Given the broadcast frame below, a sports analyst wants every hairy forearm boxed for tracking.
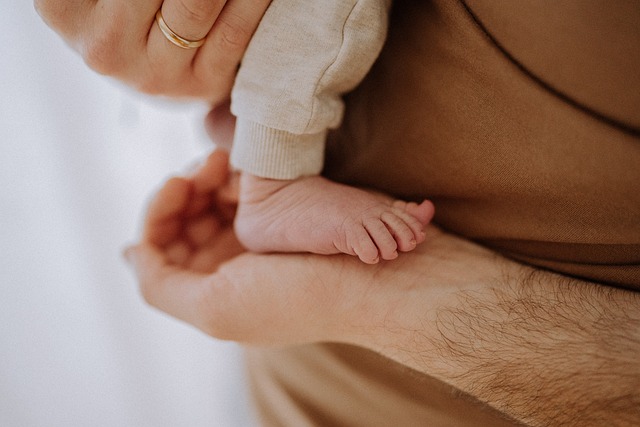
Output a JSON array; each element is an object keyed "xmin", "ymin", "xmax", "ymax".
[{"xmin": 409, "ymin": 266, "xmax": 640, "ymax": 426}]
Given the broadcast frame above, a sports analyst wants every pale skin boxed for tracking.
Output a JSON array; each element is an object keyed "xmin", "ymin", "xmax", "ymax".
[
  {"xmin": 235, "ymin": 174, "xmax": 434, "ymax": 264},
  {"xmin": 34, "ymin": 0, "xmax": 271, "ymax": 103},
  {"xmin": 34, "ymin": 0, "xmax": 434, "ymax": 263},
  {"xmin": 126, "ymin": 149, "xmax": 640, "ymax": 426},
  {"xmin": 37, "ymin": 1, "xmax": 640, "ymax": 425}
]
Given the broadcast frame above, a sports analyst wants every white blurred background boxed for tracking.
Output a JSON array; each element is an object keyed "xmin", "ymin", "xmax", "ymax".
[{"xmin": 0, "ymin": 2, "xmax": 254, "ymax": 426}]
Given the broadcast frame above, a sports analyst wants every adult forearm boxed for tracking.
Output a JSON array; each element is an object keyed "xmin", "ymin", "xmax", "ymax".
[
  {"xmin": 395, "ymin": 264, "xmax": 640, "ymax": 426},
  {"xmin": 128, "ymin": 188, "xmax": 639, "ymax": 426}
]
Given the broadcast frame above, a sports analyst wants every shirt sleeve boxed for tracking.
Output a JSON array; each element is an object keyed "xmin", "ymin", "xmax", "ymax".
[{"xmin": 230, "ymin": 0, "xmax": 391, "ymax": 179}]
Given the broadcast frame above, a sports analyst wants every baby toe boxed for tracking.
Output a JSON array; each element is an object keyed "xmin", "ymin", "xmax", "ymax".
[
  {"xmin": 404, "ymin": 200, "xmax": 435, "ymax": 226},
  {"xmin": 365, "ymin": 219, "xmax": 398, "ymax": 260},
  {"xmin": 381, "ymin": 211, "xmax": 417, "ymax": 252},
  {"xmin": 348, "ymin": 225, "xmax": 380, "ymax": 264}
]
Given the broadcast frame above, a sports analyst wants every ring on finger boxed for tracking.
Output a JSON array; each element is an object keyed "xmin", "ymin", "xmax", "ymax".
[{"xmin": 155, "ymin": 9, "xmax": 206, "ymax": 49}]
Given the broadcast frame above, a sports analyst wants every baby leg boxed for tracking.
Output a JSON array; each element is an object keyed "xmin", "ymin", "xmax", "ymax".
[{"xmin": 235, "ymin": 174, "xmax": 434, "ymax": 263}]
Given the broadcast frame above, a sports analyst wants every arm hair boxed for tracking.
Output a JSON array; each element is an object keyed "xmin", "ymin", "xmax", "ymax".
[{"xmin": 431, "ymin": 268, "xmax": 640, "ymax": 426}]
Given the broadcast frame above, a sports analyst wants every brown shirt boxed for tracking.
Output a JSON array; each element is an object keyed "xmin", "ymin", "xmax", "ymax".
[{"xmin": 246, "ymin": 0, "xmax": 640, "ymax": 425}]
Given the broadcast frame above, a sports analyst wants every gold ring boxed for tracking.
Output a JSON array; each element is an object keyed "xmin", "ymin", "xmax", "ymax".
[{"xmin": 155, "ymin": 10, "xmax": 205, "ymax": 49}]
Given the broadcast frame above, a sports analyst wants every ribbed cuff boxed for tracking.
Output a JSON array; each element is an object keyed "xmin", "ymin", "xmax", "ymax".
[{"xmin": 230, "ymin": 119, "xmax": 326, "ymax": 180}]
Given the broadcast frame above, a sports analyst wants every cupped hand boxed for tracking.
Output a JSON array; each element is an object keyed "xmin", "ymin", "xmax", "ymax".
[
  {"xmin": 125, "ymin": 150, "xmax": 358, "ymax": 345},
  {"xmin": 124, "ymin": 150, "xmax": 506, "ymax": 354},
  {"xmin": 35, "ymin": 0, "xmax": 270, "ymax": 103}
]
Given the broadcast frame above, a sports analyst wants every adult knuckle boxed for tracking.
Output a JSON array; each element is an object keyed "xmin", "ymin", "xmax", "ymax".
[
  {"xmin": 34, "ymin": 0, "xmax": 78, "ymax": 40},
  {"xmin": 135, "ymin": 57, "xmax": 176, "ymax": 96},
  {"xmin": 81, "ymin": 25, "xmax": 123, "ymax": 75},
  {"xmin": 134, "ymin": 71, "xmax": 167, "ymax": 96},
  {"xmin": 175, "ymin": 0, "xmax": 214, "ymax": 25},
  {"xmin": 33, "ymin": 0, "xmax": 60, "ymax": 27},
  {"xmin": 33, "ymin": 0, "xmax": 49, "ymax": 21},
  {"xmin": 215, "ymin": 14, "xmax": 252, "ymax": 51},
  {"xmin": 137, "ymin": 81, "xmax": 167, "ymax": 96}
]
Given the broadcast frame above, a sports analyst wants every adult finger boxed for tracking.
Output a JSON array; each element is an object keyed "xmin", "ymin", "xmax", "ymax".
[
  {"xmin": 34, "ymin": 0, "xmax": 96, "ymax": 42},
  {"xmin": 204, "ymin": 100, "xmax": 236, "ymax": 151},
  {"xmin": 142, "ymin": 177, "xmax": 193, "ymax": 245},
  {"xmin": 144, "ymin": 0, "xmax": 227, "ymax": 93},
  {"xmin": 125, "ymin": 243, "xmax": 218, "ymax": 330},
  {"xmin": 190, "ymin": 150, "xmax": 230, "ymax": 193},
  {"xmin": 125, "ymin": 242, "xmax": 340, "ymax": 345},
  {"xmin": 125, "ymin": 240, "xmax": 257, "ymax": 340},
  {"xmin": 160, "ymin": 0, "xmax": 227, "ymax": 42},
  {"xmin": 36, "ymin": 0, "xmax": 164, "ymax": 76},
  {"xmin": 192, "ymin": 0, "xmax": 272, "ymax": 97}
]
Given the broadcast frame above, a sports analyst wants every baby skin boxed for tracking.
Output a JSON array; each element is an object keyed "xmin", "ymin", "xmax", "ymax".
[{"xmin": 235, "ymin": 173, "xmax": 435, "ymax": 264}]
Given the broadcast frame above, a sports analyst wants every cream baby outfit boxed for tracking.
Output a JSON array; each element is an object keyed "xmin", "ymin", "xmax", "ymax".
[{"xmin": 230, "ymin": 0, "xmax": 391, "ymax": 180}]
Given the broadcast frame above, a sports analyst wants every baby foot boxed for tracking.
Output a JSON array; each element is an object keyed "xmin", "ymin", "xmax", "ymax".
[{"xmin": 234, "ymin": 174, "xmax": 434, "ymax": 264}]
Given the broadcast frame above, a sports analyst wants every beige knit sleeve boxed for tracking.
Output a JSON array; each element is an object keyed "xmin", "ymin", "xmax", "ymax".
[{"xmin": 230, "ymin": 0, "xmax": 391, "ymax": 180}]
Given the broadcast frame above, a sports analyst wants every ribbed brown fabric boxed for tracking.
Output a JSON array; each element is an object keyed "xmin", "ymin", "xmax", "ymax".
[{"xmin": 246, "ymin": 0, "xmax": 640, "ymax": 425}]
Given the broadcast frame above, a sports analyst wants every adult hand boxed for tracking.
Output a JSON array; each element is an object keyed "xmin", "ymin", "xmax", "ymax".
[
  {"xmin": 124, "ymin": 150, "xmax": 640, "ymax": 425},
  {"xmin": 34, "ymin": 0, "xmax": 271, "ymax": 103},
  {"xmin": 123, "ymin": 149, "xmax": 501, "ymax": 350}
]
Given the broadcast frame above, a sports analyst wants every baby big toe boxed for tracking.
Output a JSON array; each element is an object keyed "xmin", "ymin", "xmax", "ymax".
[{"xmin": 404, "ymin": 200, "xmax": 435, "ymax": 226}]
